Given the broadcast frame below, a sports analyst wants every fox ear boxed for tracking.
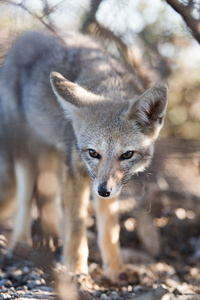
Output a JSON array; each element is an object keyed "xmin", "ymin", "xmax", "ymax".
[
  {"xmin": 50, "ymin": 72, "xmax": 98, "ymax": 118},
  {"xmin": 125, "ymin": 83, "xmax": 168, "ymax": 137}
]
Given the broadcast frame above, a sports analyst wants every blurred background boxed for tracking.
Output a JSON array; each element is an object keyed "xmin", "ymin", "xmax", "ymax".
[
  {"xmin": 0, "ymin": 0, "xmax": 200, "ymax": 140},
  {"xmin": 0, "ymin": 0, "xmax": 200, "ymax": 298}
]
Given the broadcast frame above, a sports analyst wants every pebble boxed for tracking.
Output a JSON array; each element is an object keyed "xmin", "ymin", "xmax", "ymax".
[
  {"xmin": 12, "ymin": 269, "xmax": 23, "ymax": 277},
  {"xmin": 110, "ymin": 291, "xmax": 119, "ymax": 299},
  {"xmin": 0, "ymin": 294, "xmax": 11, "ymax": 299},
  {"xmin": 133, "ymin": 285, "xmax": 142, "ymax": 291},
  {"xmin": 100, "ymin": 294, "xmax": 108, "ymax": 299},
  {"xmin": 39, "ymin": 285, "xmax": 51, "ymax": 292},
  {"xmin": 111, "ymin": 295, "xmax": 119, "ymax": 299},
  {"xmin": 22, "ymin": 266, "xmax": 30, "ymax": 274},
  {"xmin": 30, "ymin": 288, "xmax": 40, "ymax": 293},
  {"xmin": 131, "ymin": 292, "xmax": 136, "ymax": 296},
  {"xmin": 16, "ymin": 290, "xmax": 25, "ymax": 295},
  {"xmin": 27, "ymin": 279, "xmax": 38, "ymax": 289},
  {"xmin": 0, "ymin": 279, "xmax": 7, "ymax": 288},
  {"xmin": 110, "ymin": 291, "xmax": 118, "ymax": 296},
  {"xmin": 29, "ymin": 272, "xmax": 41, "ymax": 281},
  {"xmin": 127, "ymin": 285, "xmax": 132, "ymax": 292},
  {"xmin": 16, "ymin": 285, "xmax": 28, "ymax": 291},
  {"xmin": 4, "ymin": 280, "xmax": 12, "ymax": 288},
  {"xmin": 24, "ymin": 292, "xmax": 33, "ymax": 296},
  {"xmin": 93, "ymin": 291, "xmax": 101, "ymax": 297},
  {"xmin": 40, "ymin": 278, "xmax": 46, "ymax": 285}
]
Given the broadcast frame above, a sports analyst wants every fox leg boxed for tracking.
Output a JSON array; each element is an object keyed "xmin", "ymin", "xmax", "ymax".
[
  {"xmin": 9, "ymin": 159, "xmax": 35, "ymax": 250},
  {"xmin": 35, "ymin": 149, "xmax": 64, "ymax": 247},
  {"xmin": 94, "ymin": 195, "xmax": 139, "ymax": 284},
  {"xmin": 0, "ymin": 152, "xmax": 16, "ymax": 222},
  {"xmin": 94, "ymin": 195, "xmax": 123, "ymax": 280},
  {"xmin": 62, "ymin": 169, "xmax": 91, "ymax": 275}
]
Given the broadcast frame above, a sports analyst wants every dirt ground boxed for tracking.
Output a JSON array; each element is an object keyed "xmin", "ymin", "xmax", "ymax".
[{"xmin": 0, "ymin": 138, "xmax": 200, "ymax": 300}]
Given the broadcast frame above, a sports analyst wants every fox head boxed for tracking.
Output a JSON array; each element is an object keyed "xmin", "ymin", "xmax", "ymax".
[{"xmin": 50, "ymin": 72, "xmax": 168, "ymax": 199}]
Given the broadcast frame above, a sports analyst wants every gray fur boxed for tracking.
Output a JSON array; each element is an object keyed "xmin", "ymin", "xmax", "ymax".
[{"xmin": 0, "ymin": 30, "xmax": 168, "ymax": 280}]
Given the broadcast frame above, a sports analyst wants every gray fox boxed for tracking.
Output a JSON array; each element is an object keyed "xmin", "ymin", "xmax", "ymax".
[{"xmin": 0, "ymin": 30, "xmax": 168, "ymax": 283}]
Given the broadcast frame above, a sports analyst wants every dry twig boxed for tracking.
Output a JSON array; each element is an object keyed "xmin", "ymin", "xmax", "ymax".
[
  {"xmin": 166, "ymin": 0, "xmax": 200, "ymax": 44},
  {"xmin": 0, "ymin": 0, "xmax": 65, "ymax": 44}
]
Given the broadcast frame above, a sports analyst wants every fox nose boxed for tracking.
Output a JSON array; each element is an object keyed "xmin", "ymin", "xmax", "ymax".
[{"xmin": 98, "ymin": 182, "xmax": 110, "ymax": 198}]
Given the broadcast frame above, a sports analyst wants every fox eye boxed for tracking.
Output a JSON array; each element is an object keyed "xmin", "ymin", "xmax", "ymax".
[
  {"xmin": 88, "ymin": 149, "xmax": 101, "ymax": 159},
  {"xmin": 120, "ymin": 151, "xmax": 134, "ymax": 160}
]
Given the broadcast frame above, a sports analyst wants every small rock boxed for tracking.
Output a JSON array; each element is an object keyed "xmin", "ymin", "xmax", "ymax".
[
  {"xmin": 110, "ymin": 291, "xmax": 119, "ymax": 299},
  {"xmin": 12, "ymin": 269, "xmax": 23, "ymax": 277},
  {"xmin": 30, "ymin": 272, "xmax": 41, "ymax": 281},
  {"xmin": 22, "ymin": 266, "xmax": 30, "ymax": 274},
  {"xmin": 39, "ymin": 286, "xmax": 51, "ymax": 291},
  {"xmin": 27, "ymin": 280, "xmax": 38, "ymax": 289},
  {"xmin": 24, "ymin": 292, "xmax": 33, "ymax": 296},
  {"xmin": 4, "ymin": 280, "xmax": 12, "ymax": 288},
  {"xmin": 35, "ymin": 279, "xmax": 41, "ymax": 285},
  {"xmin": 110, "ymin": 291, "xmax": 118, "ymax": 296},
  {"xmin": 1, "ymin": 294, "xmax": 11, "ymax": 299},
  {"xmin": 41, "ymin": 278, "xmax": 46, "ymax": 285},
  {"xmin": 0, "ymin": 279, "xmax": 7, "ymax": 288},
  {"xmin": 0, "ymin": 270, "xmax": 6, "ymax": 278},
  {"xmin": 16, "ymin": 290, "xmax": 25, "ymax": 295},
  {"xmin": 16, "ymin": 285, "xmax": 28, "ymax": 291},
  {"xmin": 100, "ymin": 294, "xmax": 108, "ymax": 299},
  {"xmin": 133, "ymin": 285, "xmax": 142, "ymax": 292},
  {"xmin": 127, "ymin": 285, "xmax": 132, "ymax": 292},
  {"xmin": 131, "ymin": 292, "xmax": 136, "ymax": 296},
  {"xmin": 30, "ymin": 288, "xmax": 40, "ymax": 293},
  {"xmin": 93, "ymin": 291, "xmax": 101, "ymax": 298},
  {"xmin": 35, "ymin": 268, "xmax": 44, "ymax": 276},
  {"xmin": 93, "ymin": 290, "xmax": 101, "ymax": 298}
]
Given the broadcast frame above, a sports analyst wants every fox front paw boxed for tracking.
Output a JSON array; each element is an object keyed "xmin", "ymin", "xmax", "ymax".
[
  {"xmin": 75, "ymin": 273, "xmax": 97, "ymax": 291},
  {"xmin": 105, "ymin": 264, "xmax": 140, "ymax": 286}
]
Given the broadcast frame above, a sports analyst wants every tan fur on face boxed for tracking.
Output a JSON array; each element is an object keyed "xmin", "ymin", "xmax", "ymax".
[{"xmin": 107, "ymin": 170, "xmax": 124, "ymax": 187}]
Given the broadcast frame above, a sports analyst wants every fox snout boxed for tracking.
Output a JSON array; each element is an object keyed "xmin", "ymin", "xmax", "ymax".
[
  {"xmin": 98, "ymin": 182, "xmax": 111, "ymax": 198},
  {"xmin": 95, "ymin": 172, "xmax": 123, "ymax": 199}
]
